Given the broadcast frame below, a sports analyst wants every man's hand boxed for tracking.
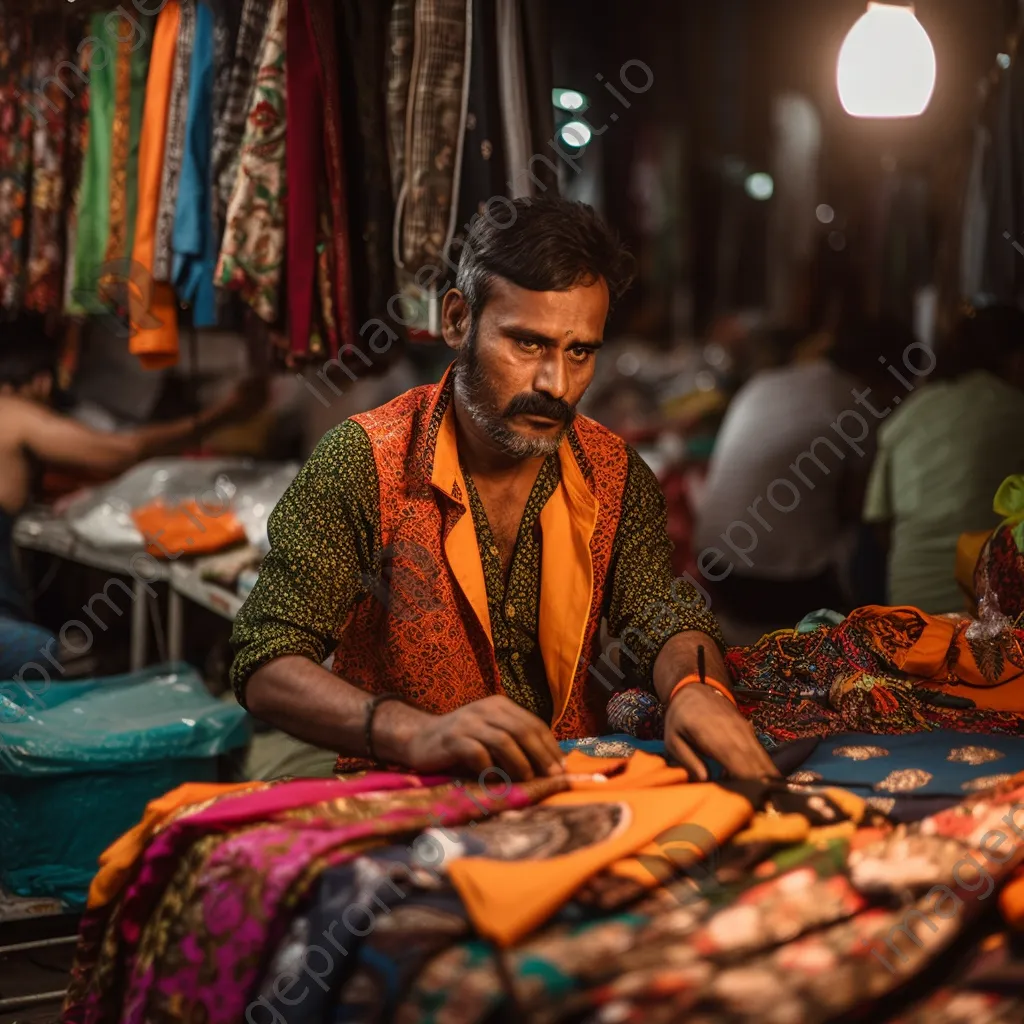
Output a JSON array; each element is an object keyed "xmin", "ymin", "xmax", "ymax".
[
  {"xmin": 396, "ymin": 695, "xmax": 566, "ymax": 781},
  {"xmin": 664, "ymin": 684, "xmax": 779, "ymax": 781}
]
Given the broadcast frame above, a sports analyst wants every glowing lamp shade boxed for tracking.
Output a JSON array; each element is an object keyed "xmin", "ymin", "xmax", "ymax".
[{"xmin": 837, "ymin": 3, "xmax": 936, "ymax": 118}]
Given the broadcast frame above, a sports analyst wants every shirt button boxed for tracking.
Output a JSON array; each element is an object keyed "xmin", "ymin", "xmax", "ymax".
[
  {"xmin": 506, "ymin": 603, "xmax": 516, "ymax": 619},
  {"xmin": 511, "ymin": 651, "xmax": 520, "ymax": 663},
  {"xmin": 489, "ymin": 545, "xmax": 499, "ymax": 556}
]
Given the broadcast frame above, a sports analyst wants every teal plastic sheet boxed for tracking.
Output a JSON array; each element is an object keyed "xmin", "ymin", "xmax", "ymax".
[{"xmin": 0, "ymin": 663, "xmax": 250, "ymax": 906}]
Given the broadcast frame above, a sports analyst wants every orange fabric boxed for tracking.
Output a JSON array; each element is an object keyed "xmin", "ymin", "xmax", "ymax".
[
  {"xmin": 87, "ymin": 781, "xmax": 261, "ymax": 908},
  {"xmin": 338, "ymin": 368, "xmax": 631, "ymax": 741},
  {"xmin": 668, "ymin": 673, "xmax": 737, "ymax": 708},
  {"xmin": 128, "ymin": 2, "xmax": 180, "ymax": 368},
  {"xmin": 131, "ymin": 499, "xmax": 247, "ymax": 558},
  {"xmin": 1000, "ymin": 866, "xmax": 1024, "ymax": 930},
  {"xmin": 447, "ymin": 752, "xmax": 753, "ymax": 947},
  {"xmin": 847, "ymin": 605, "xmax": 1024, "ymax": 711}
]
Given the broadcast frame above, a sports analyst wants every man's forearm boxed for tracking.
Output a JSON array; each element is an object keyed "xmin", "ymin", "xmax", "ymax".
[
  {"xmin": 244, "ymin": 655, "xmax": 431, "ymax": 762},
  {"xmin": 652, "ymin": 630, "xmax": 731, "ymax": 705}
]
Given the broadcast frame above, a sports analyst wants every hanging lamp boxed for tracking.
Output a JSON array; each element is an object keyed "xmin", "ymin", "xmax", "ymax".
[{"xmin": 837, "ymin": 2, "xmax": 937, "ymax": 118}]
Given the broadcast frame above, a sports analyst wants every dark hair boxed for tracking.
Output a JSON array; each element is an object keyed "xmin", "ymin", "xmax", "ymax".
[
  {"xmin": 454, "ymin": 196, "xmax": 635, "ymax": 319},
  {"xmin": 0, "ymin": 313, "xmax": 58, "ymax": 388},
  {"xmin": 932, "ymin": 304, "xmax": 1024, "ymax": 381},
  {"xmin": 829, "ymin": 316, "xmax": 919, "ymax": 379}
]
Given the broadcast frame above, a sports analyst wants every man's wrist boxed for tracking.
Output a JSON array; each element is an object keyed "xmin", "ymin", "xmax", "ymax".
[{"xmin": 371, "ymin": 699, "xmax": 430, "ymax": 763}]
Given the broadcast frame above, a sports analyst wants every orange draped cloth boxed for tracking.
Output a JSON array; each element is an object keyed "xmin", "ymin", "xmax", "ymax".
[
  {"xmin": 129, "ymin": 1, "xmax": 180, "ymax": 369},
  {"xmin": 131, "ymin": 499, "xmax": 247, "ymax": 558}
]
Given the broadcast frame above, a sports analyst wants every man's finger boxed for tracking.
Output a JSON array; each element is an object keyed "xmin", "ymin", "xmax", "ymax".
[
  {"xmin": 488, "ymin": 700, "xmax": 565, "ymax": 775},
  {"xmin": 512, "ymin": 723, "xmax": 566, "ymax": 777},
  {"xmin": 478, "ymin": 725, "xmax": 536, "ymax": 782},
  {"xmin": 666, "ymin": 732, "xmax": 708, "ymax": 781},
  {"xmin": 453, "ymin": 737, "xmax": 494, "ymax": 777}
]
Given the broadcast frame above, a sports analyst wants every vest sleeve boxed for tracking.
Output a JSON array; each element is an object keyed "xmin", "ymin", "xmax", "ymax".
[
  {"xmin": 229, "ymin": 420, "xmax": 382, "ymax": 706},
  {"xmin": 604, "ymin": 447, "xmax": 725, "ymax": 689}
]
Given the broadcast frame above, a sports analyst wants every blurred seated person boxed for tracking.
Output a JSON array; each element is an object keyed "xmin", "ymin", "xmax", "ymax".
[
  {"xmin": 0, "ymin": 313, "xmax": 263, "ymax": 679},
  {"xmin": 864, "ymin": 304, "xmax": 1024, "ymax": 614},
  {"xmin": 694, "ymin": 319, "xmax": 913, "ymax": 644}
]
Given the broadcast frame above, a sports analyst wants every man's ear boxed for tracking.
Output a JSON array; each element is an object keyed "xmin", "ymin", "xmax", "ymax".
[{"xmin": 441, "ymin": 289, "xmax": 470, "ymax": 352}]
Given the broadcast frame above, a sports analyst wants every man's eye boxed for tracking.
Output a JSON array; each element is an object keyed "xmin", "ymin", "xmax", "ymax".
[
  {"xmin": 569, "ymin": 347, "xmax": 594, "ymax": 362},
  {"xmin": 517, "ymin": 339, "xmax": 541, "ymax": 352}
]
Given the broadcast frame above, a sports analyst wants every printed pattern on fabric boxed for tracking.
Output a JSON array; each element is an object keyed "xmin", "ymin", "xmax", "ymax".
[
  {"xmin": 25, "ymin": 25, "xmax": 73, "ymax": 312},
  {"xmin": 395, "ymin": 0, "xmax": 469, "ymax": 275},
  {"xmin": 725, "ymin": 605, "xmax": 1024, "ymax": 748},
  {"xmin": 215, "ymin": 0, "xmax": 287, "ymax": 323},
  {"xmin": 211, "ymin": 0, "xmax": 271, "ymax": 226},
  {"xmin": 0, "ymin": 8, "xmax": 34, "ymax": 310}
]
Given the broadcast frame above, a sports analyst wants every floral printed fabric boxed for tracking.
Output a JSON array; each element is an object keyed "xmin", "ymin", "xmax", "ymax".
[
  {"xmin": 0, "ymin": 8, "xmax": 34, "ymax": 310},
  {"xmin": 25, "ymin": 25, "xmax": 73, "ymax": 312},
  {"xmin": 215, "ymin": 0, "xmax": 287, "ymax": 324}
]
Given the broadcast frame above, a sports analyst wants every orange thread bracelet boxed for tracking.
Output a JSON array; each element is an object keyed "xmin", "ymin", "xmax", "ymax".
[{"xmin": 668, "ymin": 673, "xmax": 737, "ymax": 708}]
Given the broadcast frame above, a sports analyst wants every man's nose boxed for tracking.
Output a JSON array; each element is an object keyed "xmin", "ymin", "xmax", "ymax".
[{"xmin": 533, "ymin": 351, "xmax": 569, "ymax": 399}]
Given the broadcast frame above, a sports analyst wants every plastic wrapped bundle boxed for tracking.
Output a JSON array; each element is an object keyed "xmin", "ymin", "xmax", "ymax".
[{"xmin": 0, "ymin": 663, "xmax": 250, "ymax": 906}]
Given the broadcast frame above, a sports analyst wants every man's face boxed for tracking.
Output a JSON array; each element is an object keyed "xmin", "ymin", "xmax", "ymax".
[{"xmin": 448, "ymin": 276, "xmax": 609, "ymax": 459}]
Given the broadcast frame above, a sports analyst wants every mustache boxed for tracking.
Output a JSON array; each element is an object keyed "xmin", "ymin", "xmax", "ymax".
[{"xmin": 504, "ymin": 392, "xmax": 576, "ymax": 424}]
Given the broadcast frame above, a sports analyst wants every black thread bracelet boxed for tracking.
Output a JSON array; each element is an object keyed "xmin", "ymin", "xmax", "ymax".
[{"xmin": 364, "ymin": 693, "xmax": 406, "ymax": 762}]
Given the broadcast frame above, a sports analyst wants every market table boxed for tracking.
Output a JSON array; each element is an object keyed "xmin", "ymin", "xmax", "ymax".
[{"xmin": 13, "ymin": 507, "xmax": 170, "ymax": 672}]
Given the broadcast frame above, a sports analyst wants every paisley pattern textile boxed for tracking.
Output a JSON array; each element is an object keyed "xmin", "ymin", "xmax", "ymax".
[{"xmin": 215, "ymin": 0, "xmax": 287, "ymax": 322}]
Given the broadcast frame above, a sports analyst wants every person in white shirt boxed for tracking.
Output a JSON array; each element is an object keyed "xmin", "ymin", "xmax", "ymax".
[{"xmin": 694, "ymin": 320, "xmax": 916, "ymax": 644}]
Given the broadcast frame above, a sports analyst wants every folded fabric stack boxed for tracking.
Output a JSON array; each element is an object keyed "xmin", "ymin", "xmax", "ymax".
[{"xmin": 61, "ymin": 751, "xmax": 1024, "ymax": 1024}]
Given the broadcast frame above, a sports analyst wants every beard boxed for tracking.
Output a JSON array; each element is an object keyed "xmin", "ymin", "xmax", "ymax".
[{"xmin": 453, "ymin": 325, "xmax": 576, "ymax": 459}]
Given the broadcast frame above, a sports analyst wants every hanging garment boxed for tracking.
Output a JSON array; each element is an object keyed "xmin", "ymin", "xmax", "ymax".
[
  {"xmin": 303, "ymin": 0, "xmax": 357, "ymax": 359},
  {"xmin": 394, "ymin": 0, "xmax": 471, "ymax": 276},
  {"xmin": 453, "ymin": 0, "xmax": 508, "ymax": 247},
  {"xmin": 0, "ymin": 8, "xmax": 34, "ymax": 310},
  {"xmin": 129, "ymin": 0, "xmax": 181, "ymax": 369},
  {"xmin": 216, "ymin": 0, "xmax": 287, "ymax": 323},
  {"xmin": 284, "ymin": 0, "xmax": 321, "ymax": 359},
  {"xmin": 24, "ymin": 23, "xmax": 74, "ymax": 313},
  {"xmin": 172, "ymin": 1, "xmax": 218, "ymax": 327},
  {"xmin": 385, "ymin": 0, "xmax": 414, "ymax": 204},
  {"xmin": 339, "ymin": 0, "xmax": 398, "ymax": 337},
  {"xmin": 211, "ymin": 0, "xmax": 271, "ymax": 226},
  {"xmin": 153, "ymin": 0, "xmax": 195, "ymax": 283},
  {"xmin": 520, "ymin": 0, "xmax": 558, "ymax": 195},
  {"xmin": 70, "ymin": 15, "xmax": 117, "ymax": 314},
  {"xmin": 62, "ymin": 47, "xmax": 91, "ymax": 314},
  {"xmin": 103, "ymin": 14, "xmax": 149, "ymax": 275},
  {"xmin": 496, "ymin": 0, "xmax": 533, "ymax": 198}
]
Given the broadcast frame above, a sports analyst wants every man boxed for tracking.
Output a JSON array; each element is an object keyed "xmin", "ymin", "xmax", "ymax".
[
  {"xmin": 0, "ymin": 313, "xmax": 262, "ymax": 678},
  {"xmin": 232, "ymin": 196, "xmax": 777, "ymax": 782}
]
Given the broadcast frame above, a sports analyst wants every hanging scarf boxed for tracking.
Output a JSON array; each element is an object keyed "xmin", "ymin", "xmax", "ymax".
[
  {"xmin": 172, "ymin": 1, "xmax": 217, "ymax": 327},
  {"xmin": 215, "ymin": 0, "xmax": 287, "ymax": 323},
  {"xmin": 70, "ymin": 14, "xmax": 116, "ymax": 314},
  {"xmin": 129, "ymin": 0, "xmax": 181, "ymax": 369}
]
